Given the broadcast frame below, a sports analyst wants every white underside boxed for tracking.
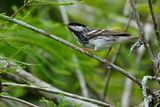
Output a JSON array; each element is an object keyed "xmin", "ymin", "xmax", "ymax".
[{"xmin": 84, "ymin": 36, "xmax": 130, "ymax": 50}]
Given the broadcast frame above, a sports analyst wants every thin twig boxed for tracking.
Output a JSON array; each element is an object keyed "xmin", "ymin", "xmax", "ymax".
[
  {"xmin": 0, "ymin": 95, "xmax": 39, "ymax": 107},
  {"xmin": 11, "ymin": 1, "xmax": 31, "ymax": 18},
  {"xmin": 148, "ymin": 0, "xmax": 160, "ymax": 46},
  {"xmin": 0, "ymin": 14, "xmax": 142, "ymax": 88},
  {"xmin": 128, "ymin": 0, "xmax": 155, "ymax": 74},
  {"xmin": 128, "ymin": 0, "xmax": 153, "ymax": 59},
  {"xmin": 0, "ymin": 1, "xmax": 31, "ymax": 29},
  {"xmin": 2, "ymin": 82, "xmax": 112, "ymax": 107},
  {"xmin": 135, "ymin": 23, "xmax": 153, "ymax": 64}
]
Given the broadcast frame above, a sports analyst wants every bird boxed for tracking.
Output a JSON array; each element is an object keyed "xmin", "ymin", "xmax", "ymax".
[{"xmin": 66, "ymin": 23, "xmax": 138, "ymax": 51}]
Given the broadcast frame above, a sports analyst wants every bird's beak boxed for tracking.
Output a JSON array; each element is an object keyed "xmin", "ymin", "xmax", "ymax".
[
  {"xmin": 64, "ymin": 24, "xmax": 72, "ymax": 30},
  {"xmin": 65, "ymin": 24, "xmax": 74, "ymax": 32},
  {"xmin": 63, "ymin": 24, "xmax": 71, "ymax": 31}
]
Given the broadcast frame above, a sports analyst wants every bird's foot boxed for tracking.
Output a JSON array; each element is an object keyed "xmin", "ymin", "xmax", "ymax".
[{"xmin": 80, "ymin": 48, "xmax": 97, "ymax": 53}]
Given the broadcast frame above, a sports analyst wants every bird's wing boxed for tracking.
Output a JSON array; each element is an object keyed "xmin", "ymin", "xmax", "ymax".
[{"xmin": 87, "ymin": 29, "xmax": 130, "ymax": 39}]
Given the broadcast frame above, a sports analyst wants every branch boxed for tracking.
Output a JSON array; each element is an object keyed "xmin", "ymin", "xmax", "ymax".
[
  {"xmin": 0, "ymin": 57, "xmax": 109, "ymax": 107},
  {"xmin": 0, "ymin": 95, "xmax": 39, "ymax": 107},
  {"xmin": 148, "ymin": 0, "xmax": 160, "ymax": 46},
  {"xmin": 2, "ymin": 82, "xmax": 112, "ymax": 107},
  {"xmin": 142, "ymin": 76, "xmax": 160, "ymax": 107},
  {"xmin": 0, "ymin": 14, "xmax": 142, "ymax": 87}
]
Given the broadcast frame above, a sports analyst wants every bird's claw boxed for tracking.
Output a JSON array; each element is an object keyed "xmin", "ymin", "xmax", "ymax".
[
  {"xmin": 80, "ymin": 48, "xmax": 89, "ymax": 53},
  {"xmin": 80, "ymin": 48, "xmax": 97, "ymax": 53}
]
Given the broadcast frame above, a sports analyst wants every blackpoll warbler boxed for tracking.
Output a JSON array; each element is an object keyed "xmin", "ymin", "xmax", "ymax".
[{"xmin": 67, "ymin": 23, "xmax": 138, "ymax": 51}]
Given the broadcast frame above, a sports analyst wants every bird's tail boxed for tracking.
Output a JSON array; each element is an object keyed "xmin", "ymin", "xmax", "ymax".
[{"xmin": 118, "ymin": 36, "xmax": 139, "ymax": 43}]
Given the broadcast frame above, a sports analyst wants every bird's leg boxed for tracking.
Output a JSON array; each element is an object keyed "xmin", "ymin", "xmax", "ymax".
[
  {"xmin": 103, "ymin": 47, "xmax": 112, "ymax": 66},
  {"xmin": 103, "ymin": 47, "xmax": 112, "ymax": 73},
  {"xmin": 80, "ymin": 48, "xmax": 97, "ymax": 53},
  {"xmin": 106, "ymin": 47, "xmax": 112, "ymax": 58}
]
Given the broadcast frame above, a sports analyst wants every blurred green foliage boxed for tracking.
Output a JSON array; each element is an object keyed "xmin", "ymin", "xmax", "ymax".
[{"xmin": 0, "ymin": 0, "xmax": 160, "ymax": 106}]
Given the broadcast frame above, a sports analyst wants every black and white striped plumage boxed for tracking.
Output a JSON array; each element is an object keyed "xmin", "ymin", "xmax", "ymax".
[{"xmin": 67, "ymin": 23, "xmax": 138, "ymax": 51}]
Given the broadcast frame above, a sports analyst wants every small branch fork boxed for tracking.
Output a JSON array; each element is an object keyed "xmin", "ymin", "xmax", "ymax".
[
  {"xmin": 0, "ymin": 14, "xmax": 142, "ymax": 87},
  {"xmin": 142, "ymin": 76, "xmax": 160, "ymax": 107}
]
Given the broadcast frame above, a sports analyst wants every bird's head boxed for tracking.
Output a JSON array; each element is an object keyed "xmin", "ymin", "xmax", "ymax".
[
  {"xmin": 67, "ymin": 23, "xmax": 90, "ymax": 34},
  {"xmin": 67, "ymin": 23, "xmax": 91, "ymax": 45}
]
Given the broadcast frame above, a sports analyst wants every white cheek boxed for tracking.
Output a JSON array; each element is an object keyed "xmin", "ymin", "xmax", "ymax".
[
  {"xmin": 75, "ymin": 26, "xmax": 84, "ymax": 31},
  {"xmin": 70, "ymin": 26, "xmax": 84, "ymax": 32}
]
